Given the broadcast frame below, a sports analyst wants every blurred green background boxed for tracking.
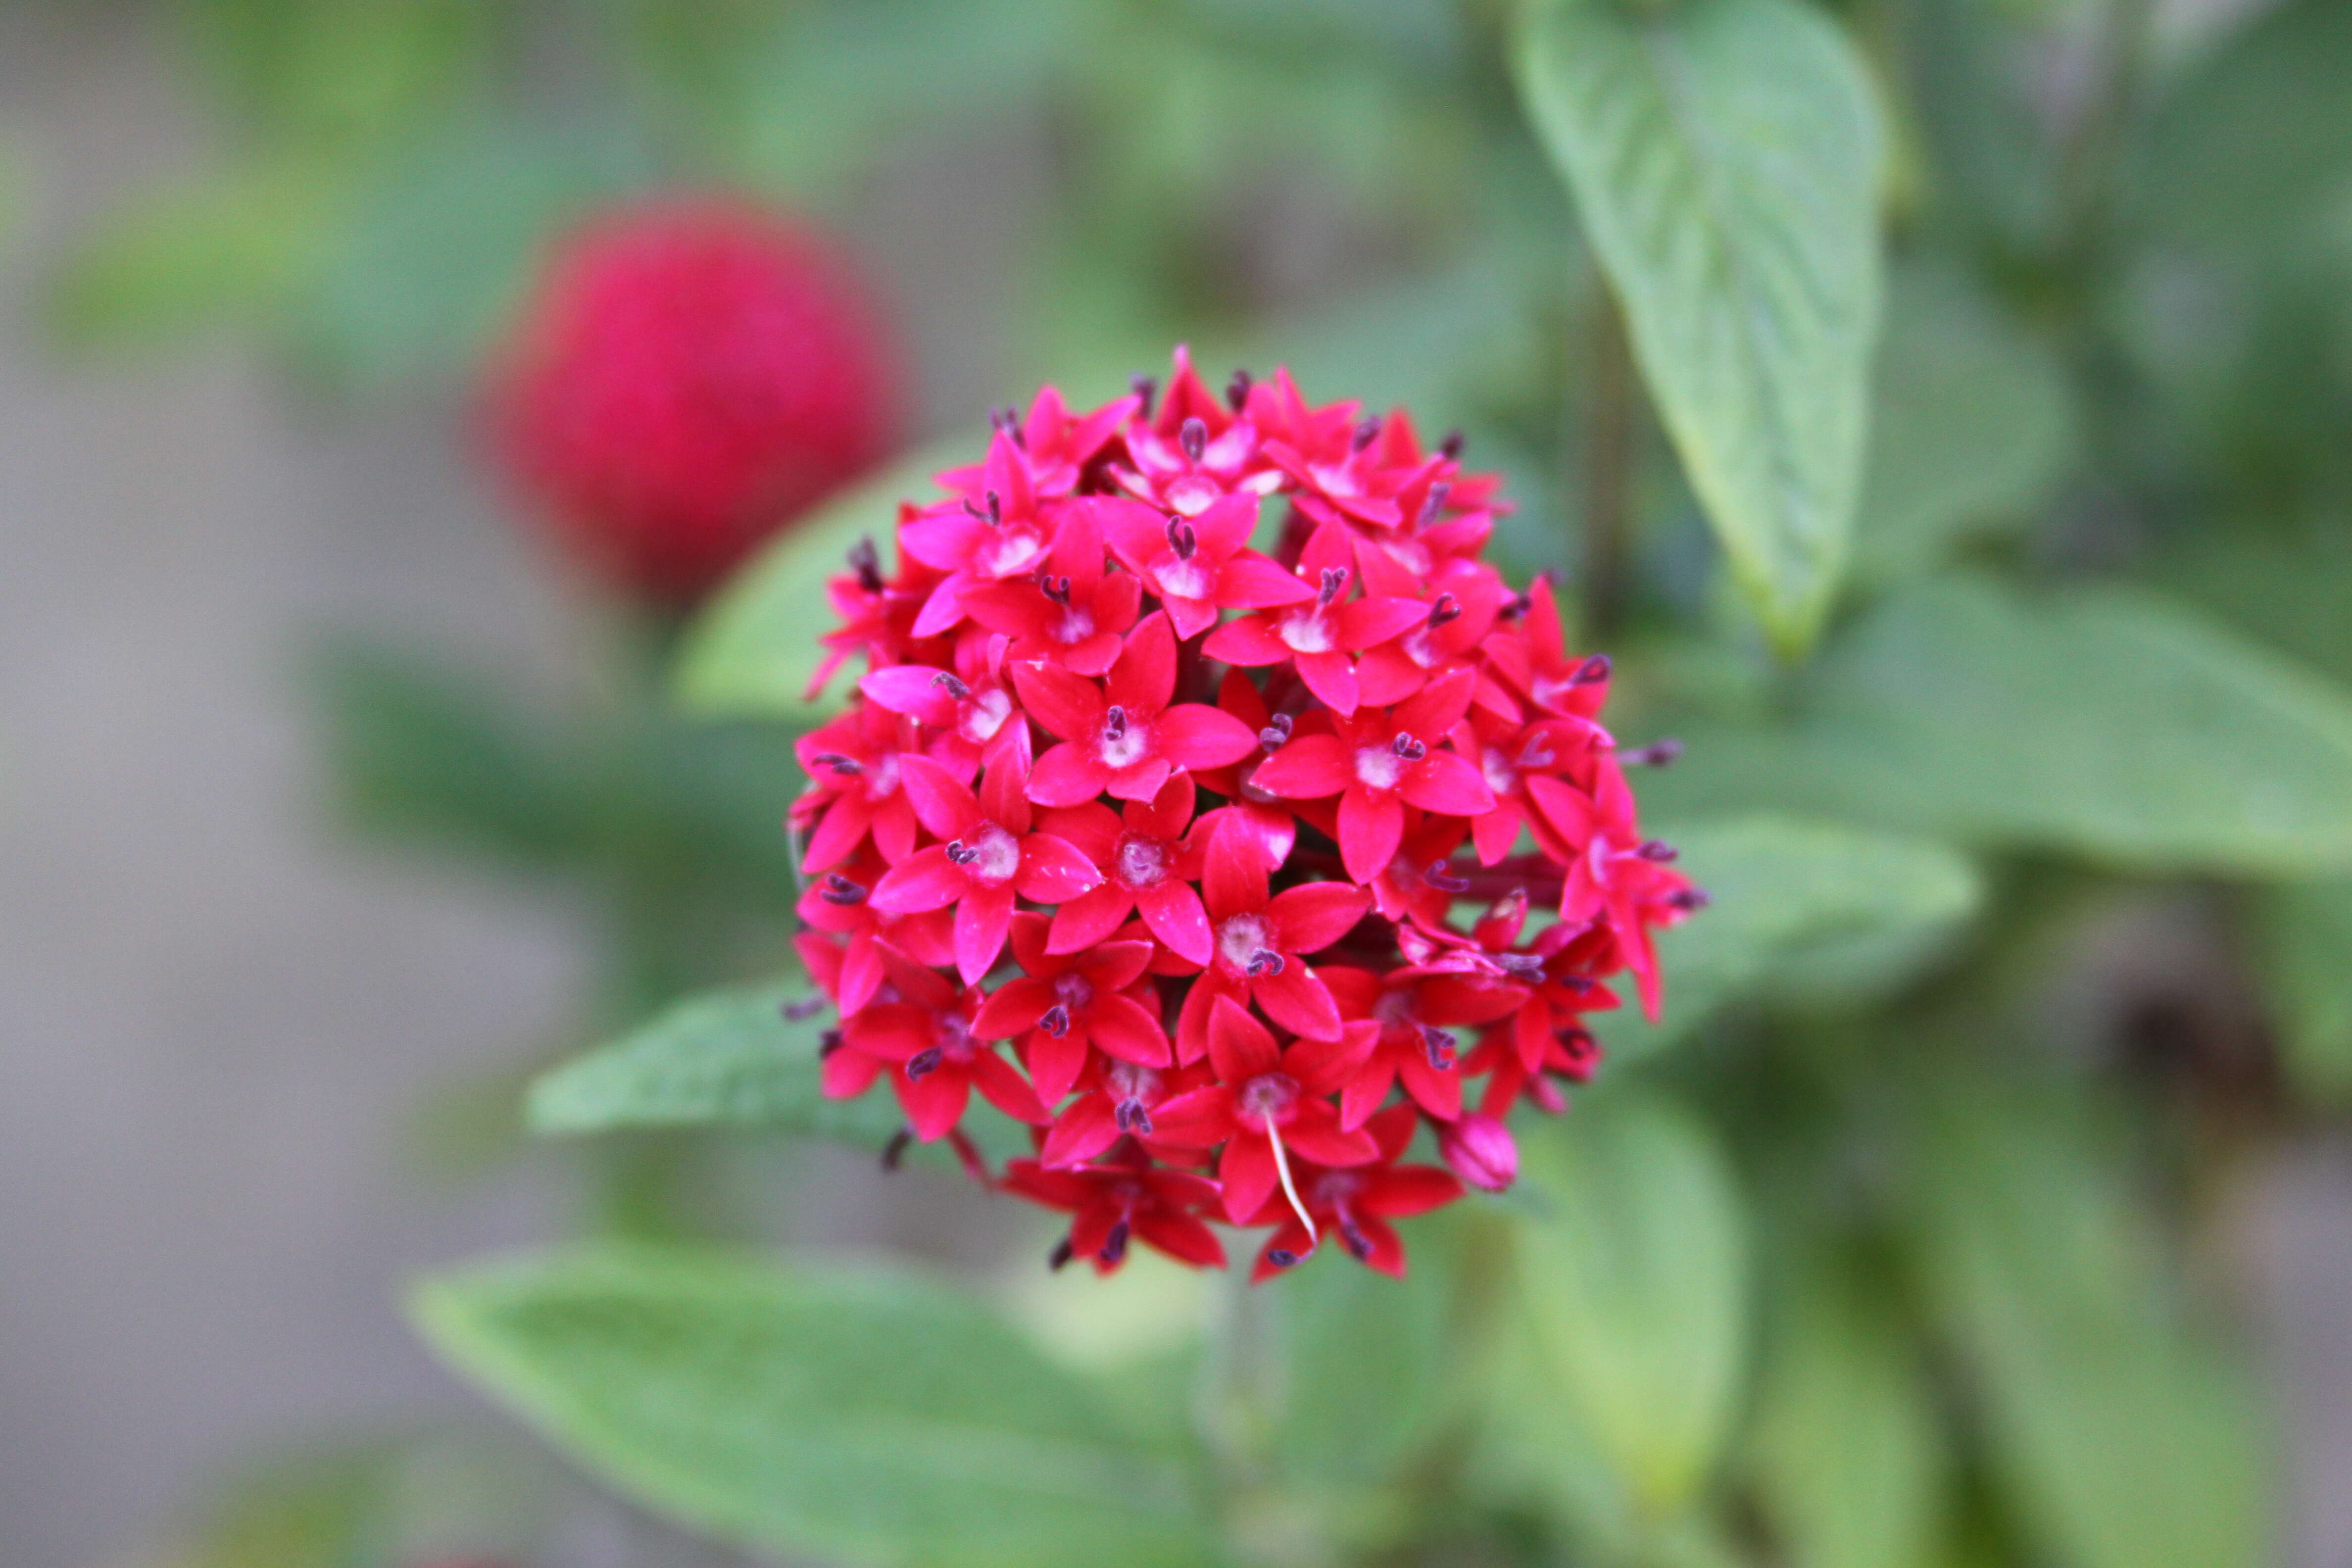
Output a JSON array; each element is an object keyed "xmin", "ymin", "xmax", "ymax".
[{"xmin": 3, "ymin": 0, "xmax": 2352, "ymax": 1565}]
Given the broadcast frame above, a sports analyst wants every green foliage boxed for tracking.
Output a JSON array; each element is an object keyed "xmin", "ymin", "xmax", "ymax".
[
  {"xmin": 1850, "ymin": 264, "xmax": 2077, "ymax": 587},
  {"xmin": 1648, "ymin": 576, "xmax": 2352, "ymax": 874},
  {"xmin": 2248, "ymin": 877, "xmax": 2352, "ymax": 1103},
  {"xmin": 1906, "ymin": 1076, "xmax": 2269, "ymax": 1568},
  {"xmin": 1593, "ymin": 816, "xmax": 1982, "ymax": 1058},
  {"xmin": 412, "ymin": 1247, "xmax": 1221, "ymax": 1568},
  {"xmin": 676, "ymin": 436, "xmax": 977, "ymax": 722},
  {"xmin": 1743, "ymin": 1253, "xmax": 1942, "ymax": 1568},
  {"xmin": 1513, "ymin": 0, "xmax": 1886, "ymax": 655},
  {"xmin": 1508, "ymin": 1089, "xmax": 1750, "ymax": 1526}
]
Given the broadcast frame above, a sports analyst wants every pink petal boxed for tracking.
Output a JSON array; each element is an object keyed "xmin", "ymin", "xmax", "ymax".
[
  {"xmin": 1164, "ymin": 594, "xmax": 1220, "ymax": 641},
  {"xmin": 1041, "ymin": 1094, "xmax": 1121, "ymax": 1168},
  {"xmin": 973, "ymin": 975, "xmax": 1055, "ymax": 1039},
  {"xmin": 1028, "ymin": 741, "xmax": 1112, "ymax": 808},
  {"xmin": 1338, "ymin": 787, "xmax": 1406, "ymax": 884},
  {"xmin": 1014, "ymin": 832, "xmax": 1106, "ymax": 903},
  {"xmin": 1253, "ymin": 961, "xmax": 1343, "ymax": 1041},
  {"xmin": 1105, "ymin": 756, "xmax": 1173, "ymax": 804},
  {"xmin": 859, "ymin": 665, "xmax": 957, "ymax": 726},
  {"xmin": 1217, "ymin": 1132, "xmax": 1278, "ymax": 1225},
  {"xmin": 895, "ymin": 1063, "xmax": 972, "ymax": 1142},
  {"xmin": 1046, "ymin": 882, "xmax": 1132, "ymax": 956},
  {"xmin": 1021, "ymin": 1029, "xmax": 1088, "ymax": 1108},
  {"xmin": 1216, "ymin": 552, "xmax": 1319, "ymax": 608},
  {"xmin": 800, "ymin": 789, "xmax": 873, "ymax": 873},
  {"xmin": 1154, "ymin": 704, "xmax": 1259, "ymax": 769},
  {"xmin": 896, "ymin": 754, "xmax": 983, "ymax": 840},
  {"xmin": 1208, "ymin": 994, "xmax": 1282, "ymax": 1083},
  {"xmin": 1087, "ymin": 993, "xmax": 1173, "ymax": 1068},
  {"xmin": 1249, "ymin": 734, "xmax": 1351, "ymax": 799},
  {"xmin": 1107, "ymin": 611, "xmax": 1178, "ymax": 714},
  {"xmin": 1293, "ymin": 649, "xmax": 1360, "ymax": 715},
  {"xmin": 1136, "ymin": 882, "xmax": 1213, "ymax": 967},
  {"xmin": 1398, "ymin": 665, "xmax": 1477, "ymax": 737},
  {"xmin": 954, "ymin": 884, "xmax": 1016, "ymax": 983},
  {"xmin": 1267, "ymin": 882, "xmax": 1372, "ymax": 954},
  {"xmin": 1201, "ymin": 616, "xmax": 1289, "ymax": 667},
  {"xmin": 869, "ymin": 846, "xmax": 966, "ymax": 913},
  {"xmin": 1399, "ymin": 751, "xmax": 1496, "ymax": 816},
  {"xmin": 1148, "ymin": 1086, "xmax": 1239, "ymax": 1148},
  {"xmin": 1338, "ymin": 595, "xmax": 1430, "ymax": 651},
  {"xmin": 1008, "ymin": 659, "xmax": 1105, "ymax": 741},
  {"xmin": 1189, "ymin": 493, "xmax": 1259, "ymax": 559},
  {"xmin": 1202, "ymin": 813, "xmax": 1270, "ymax": 921}
]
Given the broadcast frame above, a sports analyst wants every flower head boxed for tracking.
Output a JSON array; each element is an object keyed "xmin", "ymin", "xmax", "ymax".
[
  {"xmin": 787, "ymin": 347, "xmax": 1699, "ymax": 1279},
  {"xmin": 490, "ymin": 197, "xmax": 895, "ymax": 604}
]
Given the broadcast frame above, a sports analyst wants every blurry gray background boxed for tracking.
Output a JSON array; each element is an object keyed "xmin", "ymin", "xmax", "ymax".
[{"xmin": 3, "ymin": 5, "xmax": 2351, "ymax": 1568}]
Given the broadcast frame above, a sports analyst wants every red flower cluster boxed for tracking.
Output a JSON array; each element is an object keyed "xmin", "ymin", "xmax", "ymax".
[
  {"xmin": 490, "ymin": 197, "xmax": 896, "ymax": 605},
  {"xmin": 792, "ymin": 350, "xmax": 1701, "ymax": 1280}
]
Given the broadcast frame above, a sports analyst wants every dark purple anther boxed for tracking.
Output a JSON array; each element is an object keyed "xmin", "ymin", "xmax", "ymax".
[
  {"xmin": 1038, "ymin": 1005, "xmax": 1070, "ymax": 1039},
  {"xmin": 784, "ymin": 995, "xmax": 828, "ymax": 1021},
  {"xmin": 1425, "ymin": 861, "xmax": 1471, "ymax": 893},
  {"xmin": 1180, "ymin": 417, "xmax": 1208, "ymax": 463},
  {"xmin": 1392, "ymin": 733, "xmax": 1427, "ymax": 761},
  {"xmin": 820, "ymin": 874, "xmax": 867, "ymax": 906},
  {"xmin": 1621, "ymin": 739, "xmax": 1684, "ymax": 768},
  {"xmin": 1571, "ymin": 654, "xmax": 1612, "ymax": 686},
  {"xmin": 1130, "ymin": 373, "xmax": 1158, "ymax": 421},
  {"xmin": 906, "ymin": 1047, "xmax": 943, "ymax": 1081},
  {"xmin": 1318, "ymin": 566, "xmax": 1348, "ymax": 606},
  {"xmin": 1225, "ymin": 369, "xmax": 1253, "ymax": 411},
  {"xmin": 847, "ymin": 536, "xmax": 883, "ymax": 593},
  {"xmin": 1425, "ymin": 592, "xmax": 1461, "ymax": 629},
  {"xmin": 1352, "ymin": 415, "xmax": 1380, "ymax": 452},
  {"xmin": 1099, "ymin": 1221, "xmax": 1130, "ymax": 1266}
]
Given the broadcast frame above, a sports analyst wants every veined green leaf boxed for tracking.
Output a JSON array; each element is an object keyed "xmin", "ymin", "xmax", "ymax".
[
  {"xmin": 675, "ymin": 436, "xmax": 976, "ymax": 722},
  {"xmin": 1593, "ymin": 816, "xmax": 1981, "ymax": 1060},
  {"xmin": 1641, "ymin": 575, "xmax": 2352, "ymax": 875},
  {"xmin": 1509, "ymin": 1090, "xmax": 1750, "ymax": 1520},
  {"xmin": 1512, "ymin": 0, "xmax": 1886, "ymax": 655},
  {"xmin": 413, "ymin": 1247, "xmax": 1217, "ymax": 1568}
]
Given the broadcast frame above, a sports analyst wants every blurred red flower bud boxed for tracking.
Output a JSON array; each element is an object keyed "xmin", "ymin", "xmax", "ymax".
[{"xmin": 488, "ymin": 196, "xmax": 896, "ymax": 604}]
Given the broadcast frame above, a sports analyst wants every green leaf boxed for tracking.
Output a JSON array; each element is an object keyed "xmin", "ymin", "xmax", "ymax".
[
  {"xmin": 2151, "ymin": 535, "xmax": 2352, "ymax": 689},
  {"xmin": 2248, "ymin": 877, "xmax": 2352, "ymax": 1103},
  {"xmin": 1593, "ymin": 816, "xmax": 1982, "ymax": 1060},
  {"xmin": 1512, "ymin": 0, "xmax": 1886, "ymax": 655},
  {"xmin": 675, "ymin": 436, "xmax": 977, "ymax": 721},
  {"xmin": 2136, "ymin": 0, "xmax": 2352, "ymax": 254},
  {"xmin": 1745, "ymin": 1255, "xmax": 1943, "ymax": 1568},
  {"xmin": 1509, "ymin": 1090, "xmax": 1750, "ymax": 1520},
  {"xmin": 525, "ymin": 980, "xmax": 1029, "ymax": 1167},
  {"xmin": 1850, "ymin": 264, "xmax": 2076, "ymax": 586},
  {"xmin": 1909, "ymin": 1078, "xmax": 2268, "ymax": 1568},
  {"xmin": 413, "ymin": 1247, "xmax": 1218, "ymax": 1568},
  {"xmin": 1641, "ymin": 575, "xmax": 2352, "ymax": 875}
]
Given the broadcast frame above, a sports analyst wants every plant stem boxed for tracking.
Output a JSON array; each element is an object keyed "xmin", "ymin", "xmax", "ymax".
[{"xmin": 1581, "ymin": 285, "xmax": 1637, "ymax": 644}]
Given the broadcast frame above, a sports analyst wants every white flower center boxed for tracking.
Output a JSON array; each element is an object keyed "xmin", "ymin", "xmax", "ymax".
[
  {"xmin": 1403, "ymin": 627, "xmax": 1437, "ymax": 668},
  {"xmin": 1054, "ymin": 606, "xmax": 1097, "ymax": 644},
  {"xmin": 961, "ymin": 687, "xmax": 1010, "ymax": 742},
  {"xmin": 1354, "ymin": 746, "xmax": 1402, "ymax": 791},
  {"xmin": 1237, "ymin": 1072, "xmax": 1299, "ymax": 1122},
  {"xmin": 1116, "ymin": 834, "xmax": 1168, "ymax": 888},
  {"xmin": 1217, "ymin": 913, "xmax": 1270, "ymax": 973},
  {"xmin": 1097, "ymin": 714, "xmax": 1150, "ymax": 769},
  {"xmin": 1482, "ymin": 746, "xmax": 1516, "ymax": 797},
  {"xmin": 1054, "ymin": 972, "xmax": 1095, "ymax": 1012},
  {"xmin": 1280, "ymin": 610, "xmax": 1334, "ymax": 654},
  {"xmin": 1166, "ymin": 476, "xmax": 1221, "ymax": 517},
  {"xmin": 865, "ymin": 751, "xmax": 901, "ymax": 801},
  {"xmin": 1155, "ymin": 559, "xmax": 1210, "ymax": 600},
  {"xmin": 982, "ymin": 530, "xmax": 1044, "ymax": 578},
  {"xmin": 966, "ymin": 824, "xmax": 1021, "ymax": 885}
]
